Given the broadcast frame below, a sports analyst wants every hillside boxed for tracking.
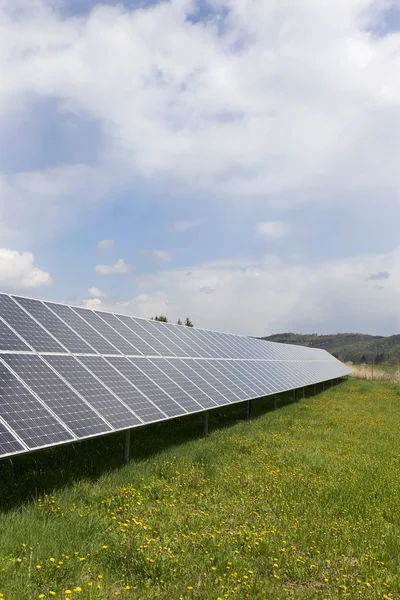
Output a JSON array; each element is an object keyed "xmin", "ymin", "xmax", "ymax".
[{"xmin": 261, "ymin": 332, "xmax": 400, "ymax": 363}]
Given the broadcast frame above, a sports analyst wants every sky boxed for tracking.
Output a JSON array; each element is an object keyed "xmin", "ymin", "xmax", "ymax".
[{"xmin": 1, "ymin": 0, "xmax": 400, "ymax": 337}]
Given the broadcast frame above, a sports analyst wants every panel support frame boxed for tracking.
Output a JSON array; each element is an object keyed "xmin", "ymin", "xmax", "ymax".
[{"xmin": 124, "ymin": 429, "xmax": 131, "ymax": 465}]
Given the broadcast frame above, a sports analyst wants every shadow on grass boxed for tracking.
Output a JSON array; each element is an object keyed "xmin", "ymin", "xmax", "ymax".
[{"xmin": 0, "ymin": 382, "xmax": 337, "ymax": 512}]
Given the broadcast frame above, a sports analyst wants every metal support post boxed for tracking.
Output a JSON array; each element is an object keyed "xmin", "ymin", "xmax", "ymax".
[
  {"xmin": 204, "ymin": 411, "xmax": 209, "ymax": 437},
  {"xmin": 246, "ymin": 399, "xmax": 252, "ymax": 421},
  {"xmin": 292, "ymin": 389, "xmax": 297, "ymax": 403},
  {"xmin": 124, "ymin": 429, "xmax": 131, "ymax": 465},
  {"xmin": 302, "ymin": 387, "xmax": 305, "ymax": 398},
  {"xmin": 314, "ymin": 384, "xmax": 316, "ymax": 396},
  {"xmin": 273, "ymin": 394, "xmax": 277, "ymax": 410},
  {"xmin": 322, "ymin": 381, "xmax": 325, "ymax": 391}
]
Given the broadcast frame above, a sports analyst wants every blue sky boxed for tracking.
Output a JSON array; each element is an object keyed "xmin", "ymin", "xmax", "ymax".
[{"xmin": 1, "ymin": 0, "xmax": 400, "ymax": 336}]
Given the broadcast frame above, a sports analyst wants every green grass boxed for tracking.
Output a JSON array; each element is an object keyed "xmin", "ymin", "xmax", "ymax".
[{"xmin": 1, "ymin": 380, "xmax": 400, "ymax": 600}]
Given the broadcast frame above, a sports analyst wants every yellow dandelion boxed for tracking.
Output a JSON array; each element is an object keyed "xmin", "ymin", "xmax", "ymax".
[
  {"xmin": 36, "ymin": 565, "xmax": 42, "ymax": 570},
  {"xmin": 49, "ymin": 558, "xmax": 55, "ymax": 563}
]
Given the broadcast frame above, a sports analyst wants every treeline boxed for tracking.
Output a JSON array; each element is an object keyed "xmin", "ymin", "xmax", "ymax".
[
  {"xmin": 151, "ymin": 315, "xmax": 194, "ymax": 327},
  {"xmin": 261, "ymin": 332, "xmax": 400, "ymax": 365}
]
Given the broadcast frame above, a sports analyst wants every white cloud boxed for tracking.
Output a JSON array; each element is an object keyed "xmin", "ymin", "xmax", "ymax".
[
  {"xmin": 1, "ymin": 0, "xmax": 399, "ymax": 210},
  {"xmin": 83, "ymin": 297, "xmax": 103, "ymax": 309},
  {"xmin": 98, "ymin": 248, "xmax": 400, "ymax": 337},
  {"xmin": 139, "ymin": 249, "xmax": 171, "ymax": 262},
  {"xmin": 1, "ymin": 0, "xmax": 400, "ymax": 249},
  {"xmin": 0, "ymin": 248, "xmax": 52, "ymax": 291},
  {"xmin": 88, "ymin": 286, "xmax": 107, "ymax": 298},
  {"xmin": 174, "ymin": 219, "xmax": 206, "ymax": 232},
  {"xmin": 255, "ymin": 221, "xmax": 290, "ymax": 238},
  {"xmin": 97, "ymin": 240, "xmax": 114, "ymax": 251},
  {"xmin": 95, "ymin": 258, "xmax": 131, "ymax": 275}
]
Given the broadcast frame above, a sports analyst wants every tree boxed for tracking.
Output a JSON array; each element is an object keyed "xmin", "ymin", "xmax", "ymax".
[
  {"xmin": 152, "ymin": 315, "xmax": 168, "ymax": 322},
  {"xmin": 177, "ymin": 318, "xmax": 183, "ymax": 325},
  {"xmin": 185, "ymin": 317, "xmax": 194, "ymax": 327}
]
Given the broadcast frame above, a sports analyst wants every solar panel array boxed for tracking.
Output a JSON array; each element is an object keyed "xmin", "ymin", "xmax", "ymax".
[{"xmin": 0, "ymin": 293, "xmax": 351, "ymax": 459}]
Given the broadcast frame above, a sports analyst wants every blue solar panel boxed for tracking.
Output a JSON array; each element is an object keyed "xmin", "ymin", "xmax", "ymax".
[
  {"xmin": 14, "ymin": 296, "xmax": 94, "ymax": 354},
  {"xmin": 0, "ymin": 359, "xmax": 73, "ymax": 449},
  {"xmin": 44, "ymin": 355, "xmax": 142, "ymax": 430},
  {"xmin": 45, "ymin": 302, "xmax": 117, "ymax": 355},
  {"xmin": 0, "ymin": 293, "xmax": 352, "ymax": 460},
  {"xmin": 0, "ymin": 420, "xmax": 25, "ymax": 456},
  {"xmin": 0, "ymin": 294, "xmax": 65, "ymax": 353},
  {"xmin": 2, "ymin": 354, "xmax": 111, "ymax": 439},
  {"xmin": 0, "ymin": 319, "xmax": 31, "ymax": 352},
  {"xmin": 78, "ymin": 356, "xmax": 166, "ymax": 424}
]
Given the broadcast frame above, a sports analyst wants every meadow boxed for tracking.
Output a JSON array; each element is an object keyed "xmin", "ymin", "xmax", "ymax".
[
  {"xmin": 0, "ymin": 379, "xmax": 399, "ymax": 600},
  {"xmin": 348, "ymin": 363, "xmax": 400, "ymax": 384}
]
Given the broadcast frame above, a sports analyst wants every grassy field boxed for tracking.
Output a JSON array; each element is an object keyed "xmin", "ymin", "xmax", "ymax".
[
  {"xmin": 1, "ymin": 379, "xmax": 399, "ymax": 600},
  {"xmin": 348, "ymin": 363, "xmax": 400, "ymax": 384}
]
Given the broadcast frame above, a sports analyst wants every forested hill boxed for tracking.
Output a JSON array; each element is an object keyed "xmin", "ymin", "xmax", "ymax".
[{"xmin": 261, "ymin": 333, "xmax": 400, "ymax": 364}]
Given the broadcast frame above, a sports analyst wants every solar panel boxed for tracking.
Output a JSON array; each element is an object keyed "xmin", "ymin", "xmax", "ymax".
[
  {"xmin": 189, "ymin": 360, "xmax": 241, "ymax": 403},
  {"xmin": 144, "ymin": 320, "xmax": 189, "ymax": 357},
  {"xmin": 44, "ymin": 355, "xmax": 142, "ymax": 430},
  {"xmin": 71, "ymin": 307, "xmax": 138, "ymax": 355},
  {"xmin": 109, "ymin": 357, "xmax": 184, "ymax": 417},
  {"xmin": 95, "ymin": 312, "xmax": 146, "ymax": 355},
  {"xmin": 116, "ymin": 316, "xmax": 170, "ymax": 356},
  {"xmin": 137, "ymin": 358, "xmax": 202, "ymax": 413},
  {"xmin": 167, "ymin": 359, "xmax": 229, "ymax": 406},
  {"xmin": 14, "ymin": 296, "xmax": 94, "ymax": 354},
  {"xmin": 0, "ymin": 294, "xmax": 65, "ymax": 353},
  {"xmin": 204, "ymin": 360, "xmax": 250, "ymax": 400},
  {"xmin": 0, "ymin": 292, "xmax": 352, "ymax": 460},
  {"xmin": 78, "ymin": 356, "xmax": 165, "ymax": 423},
  {"xmin": 153, "ymin": 359, "xmax": 218, "ymax": 409},
  {"xmin": 0, "ymin": 358, "xmax": 73, "ymax": 448},
  {"xmin": 2, "ymin": 354, "xmax": 111, "ymax": 439},
  {"xmin": 45, "ymin": 302, "xmax": 117, "ymax": 355},
  {"xmin": 0, "ymin": 420, "xmax": 25, "ymax": 456},
  {"xmin": 0, "ymin": 319, "xmax": 31, "ymax": 352}
]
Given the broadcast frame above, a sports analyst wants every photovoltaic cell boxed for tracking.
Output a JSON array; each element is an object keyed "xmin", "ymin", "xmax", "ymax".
[
  {"xmin": 117, "ymin": 316, "xmax": 171, "ymax": 356},
  {"xmin": 165, "ymin": 325, "xmax": 205, "ymax": 358},
  {"xmin": 46, "ymin": 302, "xmax": 117, "ymax": 355},
  {"xmin": 95, "ymin": 312, "xmax": 146, "ymax": 355},
  {"xmin": 110, "ymin": 314, "xmax": 160, "ymax": 356},
  {"xmin": 14, "ymin": 296, "xmax": 94, "ymax": 354},
  {"xmin": 0, "ymin": 420, "xmax": 25, "ymax": 456},
  {"xmin": 131, "ymin": 319, "xmax": 177, "ymax": 356},
  {"xmin": 168, "ymin": 359, "xmax": 228, "ymax": 406},
  {"xmin": 190, "ymin": 360, "xmax": 240, "ymax": 403},
  {"xmin": 221, "ymin": 361, "xmax": 267, "ymax": 397},
  {"xmin": 44, "ymin": 355, "xmax": 142, "ymax": 430},
  {"xmin": 154, "ymin": 359, "xmax": 217, "ymax": 409},
  {"xmin": 0, "ymin": 319, "xmax": 31, "ymax": 352},
  {"xmin": 78, "ymin": 356, "xmax": 165, "ymax": 424},
  {"xmin": 72, "ymin": 307, "xmax": 137, "ymax": 355},
  {"xmin": 0, "ymin": 294, "xmax": 65, "ymax": 353},
  {"xmin": 0, "ymin": 359, "xmax": 73, "ymax": 448},
  {"xmin": 138, "ymin": 358, "xmax": 202, "ymax": 413},
  {"xmin": 110, "ymin": 357, "xmax": 184, "ymax": 417},
  {"xmin": 209, "ymin": 360, "xmax": 253, "ymax": 399},
  {"xmin": 145, "ymin": 321, "xmax": 189, "ymax": 357},
  {"xmin": 2, "ymin": 354, "xmax": 111, "ymax": 439}
]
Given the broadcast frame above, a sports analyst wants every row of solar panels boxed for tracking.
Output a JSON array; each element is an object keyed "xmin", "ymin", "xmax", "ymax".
[
  {"xmin": 0, "ymin": 293, "xmax": 330, "ymax": 360},
  {"xmin": 0, "ymin": 352, "xmax": 350, "ymax": 459}
]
